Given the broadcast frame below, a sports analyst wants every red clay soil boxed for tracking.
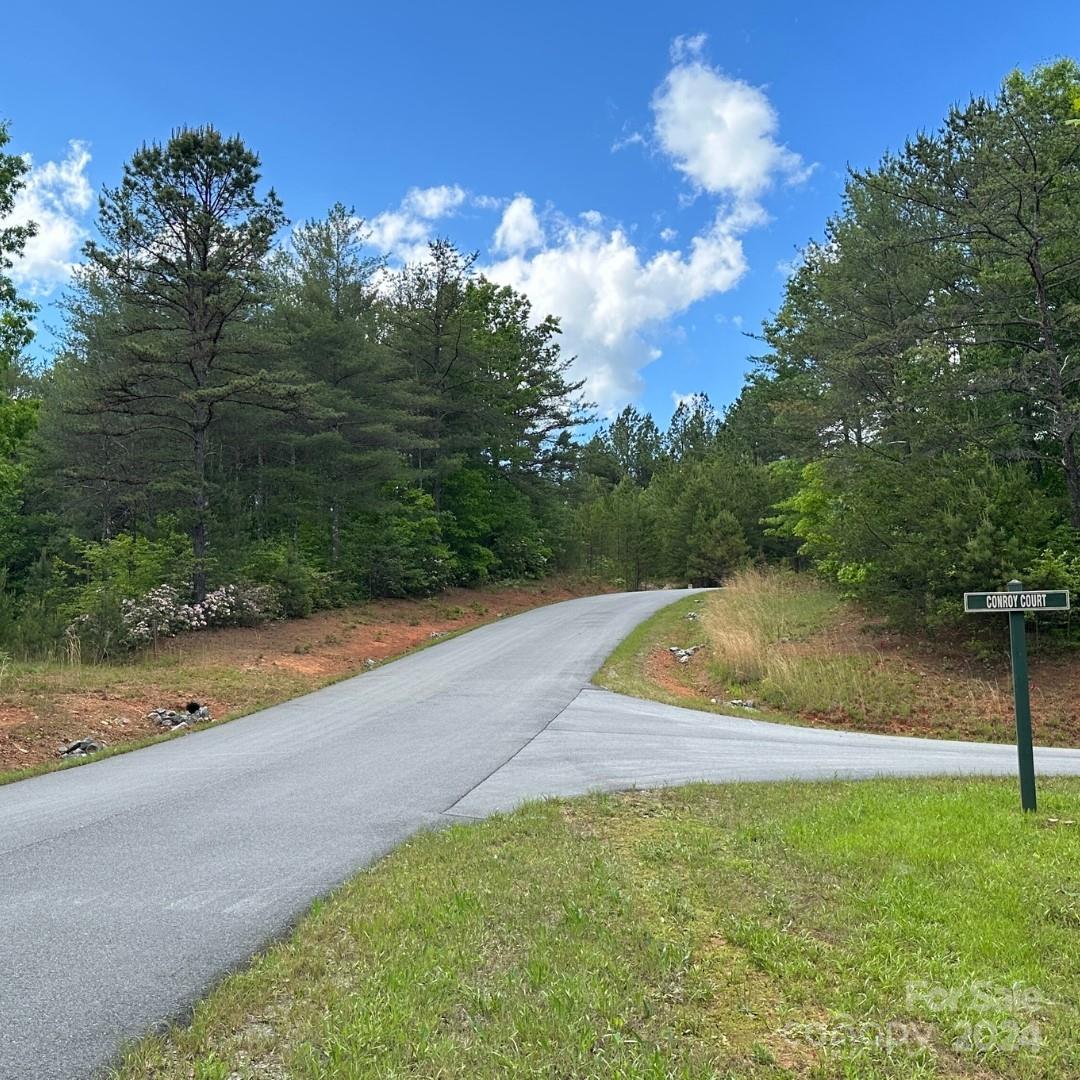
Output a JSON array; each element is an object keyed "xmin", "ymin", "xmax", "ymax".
[{"xmin": 0, "ymin": 580, "xmax": 605, "ymax": 776}]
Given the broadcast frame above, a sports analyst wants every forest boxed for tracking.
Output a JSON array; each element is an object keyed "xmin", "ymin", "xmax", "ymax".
[{"xmin": 2, "ymin": 59, "xmax": 1080, "ymax": 659}]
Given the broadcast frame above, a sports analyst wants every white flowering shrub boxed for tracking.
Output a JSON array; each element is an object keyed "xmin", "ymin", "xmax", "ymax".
[
  {"xmin": 120, "ymin": 583, "xmax": 278, "ymax": 645},
  {"xmin": 68, "ymin": 582, "xmax": 279, "ymax": 655}
]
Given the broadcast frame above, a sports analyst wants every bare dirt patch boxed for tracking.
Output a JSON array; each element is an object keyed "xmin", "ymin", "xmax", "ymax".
[{"xmin": 0, "ymin": 580, "xmax": 604, "ymax": 777}]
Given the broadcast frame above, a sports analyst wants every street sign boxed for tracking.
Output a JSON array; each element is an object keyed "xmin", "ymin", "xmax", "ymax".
[
  {"xmin": 963, "ymin": 579, "xmax": 1064, "ymax": 812},
  {"xmin": 964, "ymin": 590, "xmax": 1070, "ymax": 613}
]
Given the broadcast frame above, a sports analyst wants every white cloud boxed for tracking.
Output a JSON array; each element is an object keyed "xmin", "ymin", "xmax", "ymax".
[
  {"xmin": 671, "ymin": 389, "xmax": 698, "ymax": 409},
  {"xmin": 484, "ymin": 207, "xmax": 751, "ymax": 405},
  {"xmin": 366, "ymin": 183, "xmax": 469, "ymax": 263},
  {"xmin": 403, "ymin": 183, "xmax": 466, "ymax": 219},
  {"xmin": 366, "ymin": 210, "xmax": 431, "ymax": 265},
  {"xmin": 652, "ymin": 38, "xmax": 812, "ymax": 202},
  {"xmin": 493, "ymin": 195, "xmax": 544, "ymax": 255},
  {"xmin": 6, "ymin": 140, "xmax": 93, "ymax": 295},
  {"xmin": 363, "ymin": 36, "xmax": 807, "ymax": 409},
  {"xmin": 611, "ymin": 130, "xmax": 646, "ymax": 153},
  {"xmin": 669, "ymin": 32, "xmax": 708, "ymax": 62}
]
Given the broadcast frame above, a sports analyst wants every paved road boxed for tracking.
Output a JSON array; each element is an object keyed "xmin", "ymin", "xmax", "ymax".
[
  {"xmin": 450, "ymin": 686, "xmax": 1080, "ymax": 816},
  {"xmin": 4, "ymin": 589, "xmax": 1080, "ymax": 1078},
  {"xmin": 0, "ymin": 589, "xmax": 696, "ymax": 1079}
]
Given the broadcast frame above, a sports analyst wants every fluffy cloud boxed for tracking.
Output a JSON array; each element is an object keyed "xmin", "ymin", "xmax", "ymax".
[
  {"xmin": 484, "ymin": 208, "xmax": 751, "ymax": 405},
  {"xmin": 403, "ymin": 184, "xmax": 466, "ymax": 219},
  {"xmin": 363, "ymin": 36, "xmax": 808, "ymax": 408},
  {"xmin": 366, "ymin": 183, "xmax": 469, "ymax": 263},
  {"xmin": 493, "ymin": 195, "xmax": 544, "ymax": 255},
  {"xmin": 482, "ymin": 37, "xmax": 808, "ymax": 406},
  {"xmin": 7, "ymin": 140, "xmax": 93, "ymax": 295},
  {"xmin": 652, "ymin": 40, "xmax": 812, "ymax": 201}
]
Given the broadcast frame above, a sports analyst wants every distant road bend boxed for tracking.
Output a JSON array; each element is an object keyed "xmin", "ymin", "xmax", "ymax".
[{"xmin": 3, "ymin": 588, "xmax": 1080, "ymax": 1079}]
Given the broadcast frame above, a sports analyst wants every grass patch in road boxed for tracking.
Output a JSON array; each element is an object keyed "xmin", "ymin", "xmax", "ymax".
[
  {"xmin": 591, "ymin": 592, "xmax": 711, "ymax": 704},
  {"xmin": 113, "ymin": 778, "xmax": 1080, "ymax": 1079}
]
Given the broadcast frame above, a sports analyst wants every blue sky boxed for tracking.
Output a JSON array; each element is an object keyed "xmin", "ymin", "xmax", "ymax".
[{"xmin": 2, "ymin": 1, "xmax": 1076, "ymax": 422}]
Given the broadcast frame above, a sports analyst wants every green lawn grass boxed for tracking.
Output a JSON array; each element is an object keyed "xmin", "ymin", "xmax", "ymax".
[{"xmin": 112, "ymin": 778, "xmax": 1080, "ymax": 1079}]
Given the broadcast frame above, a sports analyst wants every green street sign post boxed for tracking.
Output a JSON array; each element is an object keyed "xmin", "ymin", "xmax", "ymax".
[{"xmin": 963, "ymin": 580, "xmax": 1071, "ymax": 812}]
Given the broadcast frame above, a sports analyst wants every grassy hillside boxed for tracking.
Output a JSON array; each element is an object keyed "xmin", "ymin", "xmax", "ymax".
[{"xmin": 596, "ymin": 569, "xmax": 1080, "ymax": 747}]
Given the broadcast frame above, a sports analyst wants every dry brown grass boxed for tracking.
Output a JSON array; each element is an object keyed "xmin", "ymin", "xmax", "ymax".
[{"xmin": 702, "ymin": 566, "xmax": 841, "ymax": 685}]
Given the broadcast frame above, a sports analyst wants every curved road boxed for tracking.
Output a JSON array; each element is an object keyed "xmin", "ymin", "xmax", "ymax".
[{"xmin": 3, "ymin": 589, "xmax": 1080, "ymax": 1078}]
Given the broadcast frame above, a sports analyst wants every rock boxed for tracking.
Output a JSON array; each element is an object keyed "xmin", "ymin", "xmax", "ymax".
[
  {"xmin": 148, "ymin": 704, "xmax": 211, "ymax": 729},
  {"xmin": 669, "ymin": 643, "xmax": 706, "ymax": 664},
  {"xmin": 148, "ymin": 708, "xmax": 184, "ymax": 728},
  {"xmin": 364, "ymin": 658, "xmax": 376, "ymax": 668},
  {"xmin": 58, "ymin": 738, "xmax": 104, "ymax": 759}
]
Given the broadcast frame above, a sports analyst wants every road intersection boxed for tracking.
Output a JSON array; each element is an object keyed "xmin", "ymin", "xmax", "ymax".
[{"xmin": 3, "ymin": 588, "xmax": 1079, "ymax": 1078}]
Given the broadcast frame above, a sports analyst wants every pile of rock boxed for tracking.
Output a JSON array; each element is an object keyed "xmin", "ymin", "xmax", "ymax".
[
  {"xmin": 148, "ymin": 701, "xmax": 212, "ymax": 730},
  {"xmin": 58, "ymin": 738, "xmax": 104, "ymax": 759},
  {"xmin": 669, "ymin": 644, "xmax": 705, "ymax": 664}
]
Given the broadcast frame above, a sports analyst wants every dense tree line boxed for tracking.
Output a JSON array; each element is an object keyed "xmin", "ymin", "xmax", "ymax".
[
  {"xmin": 0, "ymin": 127, "xmax": 588, "ymax": 657},
  {"xmin": 725, "ymin": 60, "xmax": 1080, "ymax": 625},
  {"xmin": 570, "ymin": 396, "xmax": 790, "ymax": 589},
  {"xmin": 4, "ymin": 60, "xmax": 1080, "ymax": 657}
]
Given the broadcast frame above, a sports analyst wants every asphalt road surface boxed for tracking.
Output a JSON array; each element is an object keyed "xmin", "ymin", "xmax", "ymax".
[{"xmin": 4, "ymin": 588, "xmax": 1080, "ymax": 1078}]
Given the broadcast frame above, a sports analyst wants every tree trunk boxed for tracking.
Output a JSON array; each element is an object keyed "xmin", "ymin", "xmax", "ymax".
[
  {"xmin": 330, "ymin": 501, "xmax": 340, "ymax": 567},
  {"xmin": 192, "ymin": 417, "xmax": 210, "ymax": 603},
  {"xmin": 1063, "ymin": 429, "xmax": 1080, "ymax": 529}
]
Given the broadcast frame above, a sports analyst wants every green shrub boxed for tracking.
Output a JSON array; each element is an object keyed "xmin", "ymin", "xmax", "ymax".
[
  {"xmin": 346, "ymin": 488, "xmax": 458, "ymax": 598},
  {"xmin": 769, "ymin": 452, "xmax": 1061, "ymax": 627},
  {"xmin": 243, "ymin": 542, "xmax": 334, "ymax": 619}
]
